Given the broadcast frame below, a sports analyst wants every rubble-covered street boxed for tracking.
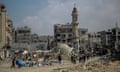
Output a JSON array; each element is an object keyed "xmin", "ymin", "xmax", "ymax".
[{"xmin": 0, "ymin": 60, "xmax": 120, "ymax": 72}]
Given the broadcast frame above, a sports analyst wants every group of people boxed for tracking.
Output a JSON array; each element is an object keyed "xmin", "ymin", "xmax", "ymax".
[
  {"xmin": 11, "ymin": 51, "xmax": 84, "ymax": 69},
  {"xmin": 71, "ymin": 53, "xmax": 77, "ymax": 64},
  {"xmin": 11, "ymin": 53, "xmax": 63, "ymax": 68},
  {"xmin": 43, "ymin": 54, "xmax": 62, "ymax": 65}
]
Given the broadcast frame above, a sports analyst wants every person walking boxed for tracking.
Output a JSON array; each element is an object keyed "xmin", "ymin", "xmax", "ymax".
[
  {"xmin": 11, "ymin": 56, "xmax": 17, "ymax": 68},
  {"xmin": 71, "ymin": 53, "xmax": 76, "ymax": 64},
  {"xmin": 58, "ymin": 54, "xmax": 62, "ymax": 64}
]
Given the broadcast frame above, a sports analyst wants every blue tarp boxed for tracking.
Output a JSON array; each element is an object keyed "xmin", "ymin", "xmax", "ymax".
[{"xmin": 16, "ymin": 60, "xmax": 24, "ymax": 67}]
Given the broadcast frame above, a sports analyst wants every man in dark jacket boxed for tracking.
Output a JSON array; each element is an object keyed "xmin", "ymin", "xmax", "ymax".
[
  {"xmin": 11, "ymin": 56, "xmax": 17, "ymax": 68},
  {"xmin": 58, "ymin": 54, "xmax": 62, "ymax": 64}
]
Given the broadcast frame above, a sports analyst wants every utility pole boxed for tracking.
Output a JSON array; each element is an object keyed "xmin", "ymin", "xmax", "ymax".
[
  {"xmin": 47, "ymin": 35, "xmax": 50, "ymax": 50},
  {"xmin": 115, "ymin": 22, "xmax": 118, "ymax": 51}
]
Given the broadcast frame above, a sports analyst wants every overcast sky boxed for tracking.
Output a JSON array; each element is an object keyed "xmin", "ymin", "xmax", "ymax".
[{"xmin": 1, "ymin": 0, "xmax": 120, "ymax": 35}]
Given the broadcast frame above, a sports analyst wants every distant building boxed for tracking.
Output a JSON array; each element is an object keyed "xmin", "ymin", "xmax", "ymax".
[
  {"xmin": 88, "ymin": 23, "xmax": 120, "ymax": 56},
  {"xmin": 12, "ymin": 28, "xmax": 54, "ymax": 51},
  {"xmin": 54, "ymin": 23, "xmax": 73, "ymax": 47},
  {"xmin": 38, "ymin": 35, "xmax": 54, "ymax": 50},
  {"xmin": 14, "ymin": 26, "xmax": 31, "ymax": 44},
  {"xmin": 97, "ymin": 23, "xmax": 120, "ymax": 51},
  {"xmin": 12, "ymin": 26, "xmax": 31, "ymax": 51},
  {"xmin": 78, "ymin": 28, "xmax": 88, "ymax": 50},
  {"xmin": 30, "ymin": 35, "xmax": 54, "ymax": 51},
  {"xmin": 31, "ymin": 33, "xmax": 39, "ymax": 43},
  {"xmin": 98, "ymin": 30, "xmax": 112, "ymax": 49},
  {"xmin": 88, "ymin": 32, "xmax": 103, "ymax": 55},
  {"xmin": 88, "ymin": 32, "xmax": 101, "ymax": 49},
  {"xmin": 111, "ymin": 24, "xmax": 120, "ymax": 51}
]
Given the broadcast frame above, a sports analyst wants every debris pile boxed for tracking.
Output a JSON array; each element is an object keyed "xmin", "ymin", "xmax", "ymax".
[{"xmin": 52, "ymin": 60, "xmax": 120, "ymax": 72}]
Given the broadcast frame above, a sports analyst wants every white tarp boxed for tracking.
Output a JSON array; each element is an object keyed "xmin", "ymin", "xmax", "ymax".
[{"xmin": 22, "ymin": 50, "xmax": 28, "ymax": 55}]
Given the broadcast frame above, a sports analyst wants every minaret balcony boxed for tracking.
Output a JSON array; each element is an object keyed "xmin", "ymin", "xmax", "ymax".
[
  {"xmin": 72, "ymin": 22, "xmax": 79, "ymax": 25},
  {"xmin": 72, "ymin": 13, "xmax": 78, "ymax": 16}
]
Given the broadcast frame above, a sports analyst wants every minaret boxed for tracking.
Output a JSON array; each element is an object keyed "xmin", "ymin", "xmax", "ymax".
[{"xmin": 71, "ymin": 4, "xmax": 80, "ymax": 52}]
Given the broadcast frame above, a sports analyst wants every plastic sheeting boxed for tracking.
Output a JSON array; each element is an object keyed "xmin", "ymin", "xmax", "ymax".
[{"xmin": 16, "ymin": 60, "xmax": 24, "ymax": 67}]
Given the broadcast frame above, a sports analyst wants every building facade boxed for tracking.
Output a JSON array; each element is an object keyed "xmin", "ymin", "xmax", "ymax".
[
  {"xmin": 78, "ymin": 28, "xmax": 88, "ymax": 50},
  {"xmin": 98, "ymin": 30, "xmax": 112, "ymax": 49},
  {"xmin": 54, "ymin": 23, "xmax": 73, "ymax": 47},
  {"xmin": 12, "ymin": 26, "xmax": 31, "ymax": 51},
  {"xmin": 99, "ymin": 23, "xmax": 120, "ymax": 51},
  {"xmin": 54, "ymin": 5, "xmax": 89, "ymax": 54},
  {"xmin": 31, "ymin": 33, "xmax": 39, "ymax": 43},
  {"xmin": 12, "ymin": 27, "xmax": 54, "ymax": 51},
  {"xmin": 87, "ymin": 23, "xmax": 120, "ymax": 56},
  {"xmin": 111, "ymin": 24, "xmax": 120, "ymax": 52},
  {"xmin": 0, "ymin": 4, "xmax": 13, "ymax": 58},
  {"xmin": 14, "ymin": 26, "xmax": 31, "ymax": 44},
  {"xmin": 88, "ymin": 32, "xmax": 102, "ymax": 49}
]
